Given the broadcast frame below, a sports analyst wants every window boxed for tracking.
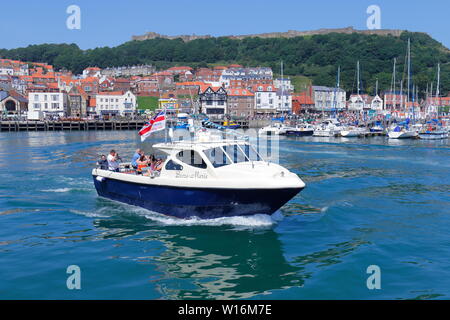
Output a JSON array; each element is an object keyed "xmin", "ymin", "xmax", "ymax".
[
  {"xmin": 204, "ymin": 147, "xmax": 232, "ymax": 168},
  {"xmin": 34, "ymin": 95, "xmax": 39, "ymax": 101},
  {"xmin": 176, "ymin": 150, "xmax": 207, "ymax": 169},
  {"xmin": 165, "ymin": 160, "xmax": 183, "ymax": 171},
  {"xmin": 52, "ymin": 95, "xmax": 58, "ymax": 101}
]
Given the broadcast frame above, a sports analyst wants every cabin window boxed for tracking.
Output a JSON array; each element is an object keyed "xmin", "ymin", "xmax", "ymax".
[
  {"xmin": 176, "ymin": 150, "xmax": 207, "ymax": 169},
  {"xmin": 204, "ymin": 147, "xmax": 233, "ymax": 168},
  {"xmin": 165, "ymin": 160, "xmax": 183, "ymax": 171}
]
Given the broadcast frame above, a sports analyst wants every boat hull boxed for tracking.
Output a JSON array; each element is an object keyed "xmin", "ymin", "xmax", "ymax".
[
  {"xmin": 285, "ymin": 130, "xmax": 314, "ymax": 137},
  {"xmin": 388, "ymin": 131, "xmax": 417, "ymax": 139},
  {"xmin": 93, "ymin": 175, "xmax": 304, "ymax": 219},
  {"xmin": 419, "ymin": 131, "xmax": 449, "ymax": 140}
]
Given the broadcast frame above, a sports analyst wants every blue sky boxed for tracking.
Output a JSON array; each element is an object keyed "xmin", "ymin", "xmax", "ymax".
[{"xmin": 0, "ymin": 0, "xmax": 448, "ymax": 49}]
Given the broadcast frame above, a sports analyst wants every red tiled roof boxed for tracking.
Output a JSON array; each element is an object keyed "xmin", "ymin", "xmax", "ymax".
[
  {"xmin": 97, "ymin": 91, "xmax": 124, "ymax": 96},
  {"xmin": 251, "ymin": 83, "xmax": 275, "ymax": 92},
  {"xmin": 226, "ymin": 88, "xmax": 254, "ymax": 96},
  {"xmin": 176, "ymin": 81, "xmax": 205, "ymax": 87}
]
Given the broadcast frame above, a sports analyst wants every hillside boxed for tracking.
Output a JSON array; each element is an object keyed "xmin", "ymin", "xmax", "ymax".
[{"xmin": 1, "ymin": 31, "xmax": 449, "ymax": 96}]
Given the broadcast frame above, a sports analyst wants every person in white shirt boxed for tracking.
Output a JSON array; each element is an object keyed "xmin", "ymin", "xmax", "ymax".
[{"xmin": 107, "ymin": 149, "xmax": 120, "ymax": 172}]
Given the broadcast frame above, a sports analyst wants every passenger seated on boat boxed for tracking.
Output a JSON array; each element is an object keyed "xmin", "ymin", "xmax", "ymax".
[
  {"xmin": 131, "ymin": 148, "xmax": 142, "ymax": 170},
  {"xmin": 154, "ymin": 158, "xmax": 164, "ymax": 171},
  {"xmin": 107, "ymin": 149, "xmax": 120, "ymax": 172},
  {"xmin": 97, "ymin": 155, "xmax": 108, "ymax": 170},
  {"xmin": 136, "ymin": 154, "xmax": 149, "ymax": 174}
]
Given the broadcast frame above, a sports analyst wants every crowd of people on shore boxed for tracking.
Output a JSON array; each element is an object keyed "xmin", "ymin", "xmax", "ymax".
[{"xmin": 97, "ymin": 149, "xmax": 164, "ymax": 176}]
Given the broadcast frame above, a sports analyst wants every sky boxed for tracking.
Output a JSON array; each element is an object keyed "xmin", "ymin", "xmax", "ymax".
[{"xmin": 0, "ymin": 0, "xmax": 449, "ymax": 50}]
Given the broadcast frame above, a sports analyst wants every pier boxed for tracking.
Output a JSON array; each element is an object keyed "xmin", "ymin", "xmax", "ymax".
[
  {"xmin": 0, "ymin": 119, "xmax": 269, "ymax": 132},
  {"xmin": 0, "ymin": 120, "xmax": 148, "ymax": 132}
]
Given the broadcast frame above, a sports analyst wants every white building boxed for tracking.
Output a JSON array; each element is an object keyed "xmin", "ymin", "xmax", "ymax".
[
  {"xmin": 347, "ymin": 94, "xmax": 366, "ymax": 111},
  {"xmin": 220, "ymin": 67, "xmax": 273, "ymax": 88},
  {"xmin": 28, "ymin": 92, "xmax": 69, "ymax": 117},
  {"xmin": 0, "ymin": 66, "xmax": 14, "ymax": 76},
  {"xmin": 312, "ymin": 86, "xmax": 346, "ymax": 112},
  {"xmin": 370, "ymin": 95, "xmax": 383, "ymax": 111},
  {"xmin": 274, "ymin": 78, "xmax": 294, "ymax": 92},
  {"xmin": 95, "ymin": 90, "xmax": 137, "ymax": 116},
  {"xmin": 82, "ymin": 67, "xmax": 102, "ymax": 79},
  {"xmin": 252, "ymin": 84, "xmax": 292, "ymax": 114}
]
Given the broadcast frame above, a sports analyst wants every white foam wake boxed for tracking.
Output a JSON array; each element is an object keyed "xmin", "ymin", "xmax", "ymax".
[
  {"xmin": 137, "ymin": 207, "xmax": 283, "ymax": 228},
  {"xmin": 41, "ymin": 188, "xmax": 72, "ymax": 193}
]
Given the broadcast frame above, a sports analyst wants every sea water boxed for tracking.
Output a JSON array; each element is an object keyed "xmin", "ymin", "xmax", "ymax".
[{"xmin": 0, "ymin": 131, "xmax": 449, "ymax": 299}]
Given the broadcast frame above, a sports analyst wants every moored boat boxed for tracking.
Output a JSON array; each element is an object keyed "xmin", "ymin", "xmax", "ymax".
[{"xmin": 285, "ymin": 124, "xmax": 314, "ymax": 136}]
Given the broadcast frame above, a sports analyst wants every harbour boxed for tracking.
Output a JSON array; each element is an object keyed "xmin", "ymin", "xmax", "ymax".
[{"xmin": 0, "ymin": 130, "xmax": 449, "ymax": 299}]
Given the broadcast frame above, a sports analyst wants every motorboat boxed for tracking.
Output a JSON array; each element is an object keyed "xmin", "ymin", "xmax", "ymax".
[
  {"xmin": 173, "ymin": 113, "xmax": 191, "ymax": 130},
  {"xmin": 313, "ymin": 119, "xmax": 341, "ymax": 137},
  {"xmin": 418, "ymin": 121, "xmax": 449, "ymax": 140},
  {"xmin": 285, "ymin": 124, "xmax": 314, "ymax": 137},
  {"xmin": 222, "ymin": 120, "xmax": 241, "ymax": 129},
  {"xmin": 93, "ymin": 131, "xmax": 305, "ymax": 219},
  {"xmin": 258, "ymin": 122, "xmax": 294, "ymax": 136},
  {"xmin": 340, "ymin": 126, "xmax": 368, "ymax": 137},
  {"xmin": 387, "ymin": 125, "xmax": 418, "ymax": 139},
  {"xmin": 370, "ymin": 121, "xmax": 385, "ymax": 133}
]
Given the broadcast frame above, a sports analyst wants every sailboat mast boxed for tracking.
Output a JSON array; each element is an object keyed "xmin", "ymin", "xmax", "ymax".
[
  {"xmin": 407, "ymin": 38, "xmax": 411, "ymax": 112},
  {"xmin": 357, "ymin": 60, "xmax": 360, "ymax": 96},
  {"xmin": 393, "ymin": 58, "xmax": 396, "ymax": 111},
  {"xmin": 436, "ymin": 63, "xmax": 441, "ymax": 98},
  {"xmin": 280, "ymin": 60, "xmax": 284, "ymax": 116}
]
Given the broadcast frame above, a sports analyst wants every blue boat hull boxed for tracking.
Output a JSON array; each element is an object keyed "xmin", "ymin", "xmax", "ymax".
[
  {"xmin": 93, "ymin": 175, "xmax": 303, "ymax": 219},
  {"xmin": 285, "ymin": 130, "xmax": 314, "ymax": 137}
]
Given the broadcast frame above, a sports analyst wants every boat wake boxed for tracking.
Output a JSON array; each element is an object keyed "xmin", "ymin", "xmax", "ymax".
[{"xmin": 140, "ymin": 209, "xmax": 283, "ymax": 228}]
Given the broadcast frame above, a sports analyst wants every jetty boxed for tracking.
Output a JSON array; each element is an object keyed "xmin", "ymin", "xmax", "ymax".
[{"xmin": 0, "ymin": 119, "xmax": 270, "ymax": 132}]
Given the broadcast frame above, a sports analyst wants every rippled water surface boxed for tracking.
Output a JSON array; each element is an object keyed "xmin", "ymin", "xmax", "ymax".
[{"xmin": 0, "ymin": 131, "xmax": 449, "ymax": 299}]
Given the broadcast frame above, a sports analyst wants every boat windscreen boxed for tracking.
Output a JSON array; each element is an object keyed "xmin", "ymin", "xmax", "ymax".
[{"xmin": 204, "ymin": 144, "xmax": 262, "ymax": 167}]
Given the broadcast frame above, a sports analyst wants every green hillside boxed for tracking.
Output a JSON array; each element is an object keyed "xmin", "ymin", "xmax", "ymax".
[{"xmin": 1, "ymin": 31, "xmax": 449, "ymax": 96}]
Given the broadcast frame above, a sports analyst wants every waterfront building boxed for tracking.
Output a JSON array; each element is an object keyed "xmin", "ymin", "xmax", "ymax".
[
  {"xmin": 28, "ymin": 91, "xmax": 69, "ymax": 118},
  {"xmin": 67, "ymin": 85, "xmax": 89, "ymax": 118},
  {"xmin": 370, "ymin": 94, "xmax": 383, "ymax": 111},
  {"xmin": 347, "ymin": 94, "xmax": 369, "ymax": 111},
  {"xmin": 0, "ymin": 89, "xmax": 28, "ymax": 116},
  {"xmin": 226, "ymin": 88, "xmax": 255, "ymax": 117},
  {"xmin": 311, "ymin": 86, "xmax": 346, "ymax": 112},
  {"xmin": 383, "ymin": 91, "xmax": 407, "ymax": 111},
  {"xmin": 198, "ymin": 84, "xmax": 227, "ymax": 117},
  {"xmin": 252, "ymin": 83, "xmax": 292, "ymax": 114},
  {"xmin": 292, "ymin": 92, "xmax": 315, "ymax": 114},
  {"xmin": 95, "ymin": 90, "xmax": 137, "ymax": 117}
]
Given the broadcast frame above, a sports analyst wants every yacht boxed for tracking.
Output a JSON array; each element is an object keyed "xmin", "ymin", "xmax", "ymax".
[
  {"xmin": 313, "ymin": 119, "xmax": 341, "ymax": 137},
  {"xmin": 340, "ymin": 126, "xmax": 367, "ymax": 137},
  {"xmin": 93, "ymin": 131, "xmax": 305, "ymax": 219},
  {"xmin": 387, "ymin": 124, "xmax": 418, "ymax": 139},
  {"xmin": 285, "ymin": 124, "xmax": 314, "ymax": 136},
  {"xmin": 418, "ymin": 122, "xmax": 449, "ymax": 140},
  {"xmin": 258, "ymin": 122, "xmax": 293, "ymax": 136}
]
